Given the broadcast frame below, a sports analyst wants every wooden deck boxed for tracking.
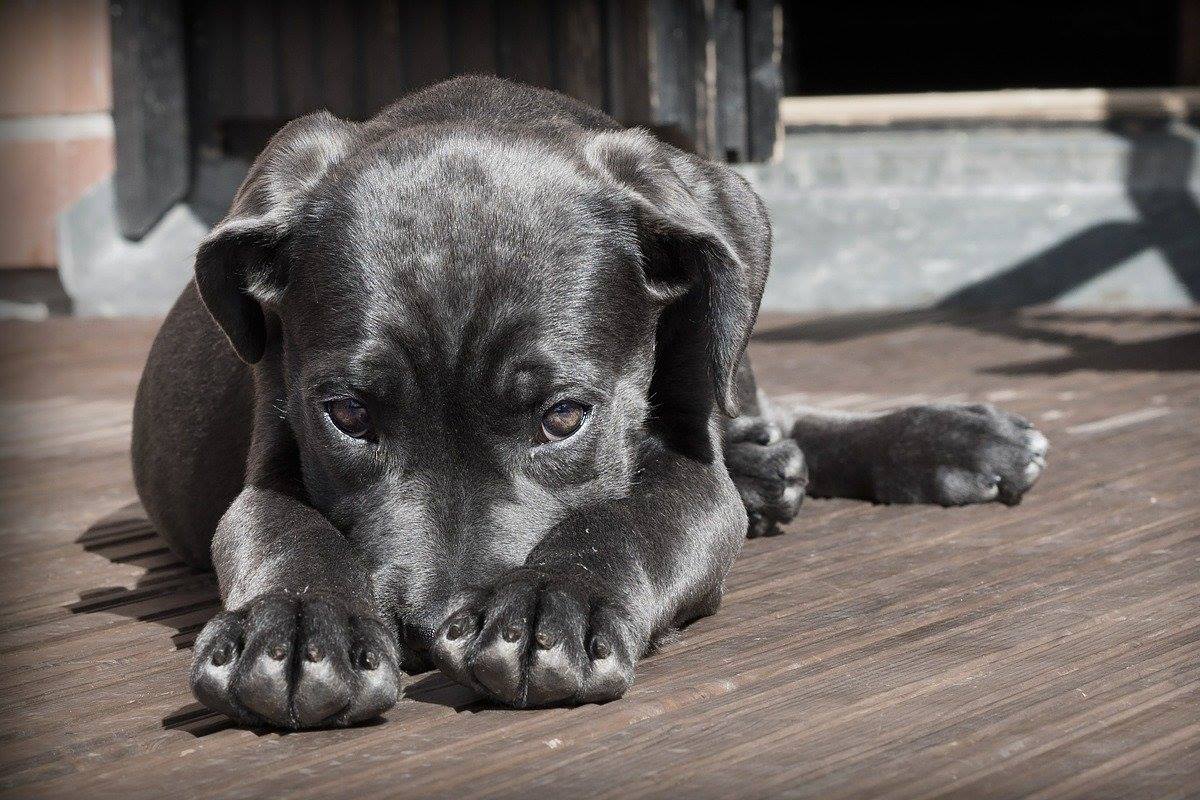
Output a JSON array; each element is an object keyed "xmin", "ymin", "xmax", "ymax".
[{"xmin": 1, "ymin": 310, "xmax": 1197, "ymax": 799}]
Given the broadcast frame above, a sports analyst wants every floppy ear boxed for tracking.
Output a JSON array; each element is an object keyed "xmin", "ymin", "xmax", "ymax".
[
  {"xmin": 194, "ymin": 112, "xmax": 361, "ymax": 363},
  {"xmin": 587, "ymin": 129, "xmax": 771, "ymax": 417}
]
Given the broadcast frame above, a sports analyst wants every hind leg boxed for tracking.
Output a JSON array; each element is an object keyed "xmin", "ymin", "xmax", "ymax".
[
  {"xmin": 722, "ymin": 358, "xmax": 807, "ymax": 537},
  {"xmin": 722, "ymin": 354, "xmax": 1049, "ymax": 528},
  {"xmin": 786, "ymin": 403, "xmax": 1049, "ymax": 506}
]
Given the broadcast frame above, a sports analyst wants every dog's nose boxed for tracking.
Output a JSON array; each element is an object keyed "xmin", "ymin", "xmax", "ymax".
[
  {"xmin": 393, "ymin": 594, "xmax": 459, "ymax": 664},
  {"xmin": 406, "ymin": 631, "xmax": 431, "ymax": 654},
  {"xmin": 399, "ymin": 619, "xmax": 438, "ymax": 654},
  {"xmin": 395, "ymin": 619, "xmax": 439, "ymax": 673}
]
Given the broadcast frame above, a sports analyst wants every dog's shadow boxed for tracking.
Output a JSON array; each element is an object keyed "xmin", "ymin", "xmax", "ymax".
[
  {"xmin": 71, "ymin": 502, "xmax": 243, "ymax": 735},
  {"xmin": 71, "ymin": 504, "xmax": 218, "ymax": 647},
  {"xmin": 71, "ymin": 503, "xmax": 494, "ymax": 735}
]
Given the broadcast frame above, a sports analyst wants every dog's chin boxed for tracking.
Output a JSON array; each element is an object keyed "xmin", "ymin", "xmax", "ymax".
[
  {"xmin": 396, "ymin": 618, "xmax": 439, "ymax": 674},
  {"xmin": 400, "ymin": 649, "xmax": 435, "ymax": 675}
]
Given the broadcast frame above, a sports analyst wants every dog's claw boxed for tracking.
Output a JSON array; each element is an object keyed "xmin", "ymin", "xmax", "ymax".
[
  {"xmin": 432, "ymin": 574, "xmax": 639, "ymax": 707},
  {"xmin": 190, "ymin": 593, "xmax": 401, "ymax": 729},
  {"xmin": 591, "ymin": 637, "xmax": 612, "ymax": 659}
]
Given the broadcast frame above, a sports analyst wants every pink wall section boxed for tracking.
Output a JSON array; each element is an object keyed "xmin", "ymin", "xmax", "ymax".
[{"xmin": 0, "ymin": 0, "xmax": 115, "ymax": 269}]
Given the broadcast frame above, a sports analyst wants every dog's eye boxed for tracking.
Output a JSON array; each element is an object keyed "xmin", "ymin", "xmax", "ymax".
[
  {"xmin": 540, "ymin": 400, "xmax": 588, "ymax": 442},
  {"xmin": 325, "ymin": 398, "xmax": 372, "ymax": 440}
]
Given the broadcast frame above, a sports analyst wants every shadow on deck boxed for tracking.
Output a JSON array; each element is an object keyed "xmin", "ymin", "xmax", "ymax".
[
  {"xmin": 67, "ymin": 503, "xmax": 489, "ymax": 737},
  {"xmin": 69, "ymin": 504, "xmax": 231, "ymax": 735},
  {"xmin": 755, "ymin": 309, "xmax": 1200, "ymax": 375}
]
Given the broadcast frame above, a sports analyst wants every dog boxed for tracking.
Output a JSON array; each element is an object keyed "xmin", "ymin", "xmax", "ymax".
[{"xmin": 131, "ymin": 76, "xmax": 1048, "ymax": 729}]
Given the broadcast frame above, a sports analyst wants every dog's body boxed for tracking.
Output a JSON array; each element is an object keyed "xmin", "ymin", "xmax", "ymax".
[{"xmin": 132, "ymin": 77, "xmax": 1047, "ymax": 728}]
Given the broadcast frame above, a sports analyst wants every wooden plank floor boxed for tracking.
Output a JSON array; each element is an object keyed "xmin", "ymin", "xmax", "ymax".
[{"xmin": 1, "ymin": 310, "xmax": 1197, "ymax": 799}]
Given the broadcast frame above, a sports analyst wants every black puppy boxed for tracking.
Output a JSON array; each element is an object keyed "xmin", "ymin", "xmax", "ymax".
[{"xmin": 132, "ymin": 76, "xmax": 1047, "ymax": 729}]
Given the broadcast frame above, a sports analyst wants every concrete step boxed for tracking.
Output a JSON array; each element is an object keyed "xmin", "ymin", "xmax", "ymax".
[{"xmin": 737, "ymin": 122, "xmax": 1200, "ymax": 311}]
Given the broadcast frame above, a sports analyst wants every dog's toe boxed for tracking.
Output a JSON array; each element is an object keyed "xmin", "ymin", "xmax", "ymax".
[
  {"xmin": 432, "ymin": 573, "xmax": 639, "ymax": 707},
  {"xmin": 524, "ymin": 591, "xmax": 588, "ymax": 705},
  {"xmin": 725, "ymin": 416, "xmax": 780, "ymax": 446},
  {"xmin": 932, "ymin": 467, "xmax": 1001, "ymax": 506},
  {"xmin": 339, "ymin": 619, "xmax": 402, "ymax": 723},
  {"xmin": 1025, "ymin": 428, "xmax": 1050, "ymax": 459},
  {"xmin": 431, "ymin": 607, "xmax": 481, "ymax": 687},
  {"xmin": 190, "ymin": 593, "xmax": 401, "ymax": 729},
  {"xmin": 576, "ymin": 609, "xmax": 636, "ymax": 703},
  {"xmin": 290, "ymin": 601, "xmax": 356, "ymax": 724},
  {"xmin": 292, "ymin": 655, "xmax": 350, "ymax": 724},
  {"xmin": 899, "ymin": 405, "xmax": 1050, "ymax": 506},
  {"xmin": 235, "ymin": 643, "xmax": 294, "ymax": 725},
  {"xmin": 190, "ymin": 612, "xmax": 253, "ymax": 724},
  {"xmin": 870, "ymin": 404, "xmax": 1050, "ymax": 506}
]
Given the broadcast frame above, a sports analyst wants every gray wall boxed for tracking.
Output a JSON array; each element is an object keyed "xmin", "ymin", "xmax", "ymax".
[{"xmin": 737, "ymin": 122, "xmax": 1200, "ymax": 311}]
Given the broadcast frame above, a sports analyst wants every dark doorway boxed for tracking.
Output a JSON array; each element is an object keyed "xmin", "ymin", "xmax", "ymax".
[{"xmin": 782, "ymin": 1, "xmax": 1192, "ymax": 96}]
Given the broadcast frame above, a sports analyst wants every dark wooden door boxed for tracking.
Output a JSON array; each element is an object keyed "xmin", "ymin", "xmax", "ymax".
[{"xmin": 111, "ymin": 0, "xmax": 781, "ymax": 236}]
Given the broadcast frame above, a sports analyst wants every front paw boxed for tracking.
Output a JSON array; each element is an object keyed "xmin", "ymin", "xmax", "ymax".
[
  {"xmin": 725, "ymin": 417, "xmax": 807, "ymax": 537},
  {"xmin": 190, "ymin": 592, "xmax": 401, "ymax": 729},
  {"xmin": 873, "ymin": 403, "xmax": 1049, "ymax": 506},
  {"xmin": 430, "ymin": 571, "xmax": 641, "ymax": 708}
]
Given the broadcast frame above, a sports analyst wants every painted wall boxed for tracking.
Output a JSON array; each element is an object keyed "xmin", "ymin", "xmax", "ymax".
[{"xmin": 0, "ymin": 0, "xmax": 114, "ymax": 269}]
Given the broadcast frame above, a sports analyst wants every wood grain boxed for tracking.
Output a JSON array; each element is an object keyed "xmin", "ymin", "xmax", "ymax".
[
  {"xmin": 362, "ymin": 0, "xmax": 405, "ymax": 113},
  {"xmin": 0, "ymin": 310, "xmax": 1197, "ymax": 798},
  {"xmin": 713, "ymin": 0, "xmax": 747, "ymax": 161},
  {"xmin": 554, "ymin": 0, "xmax": 605, "ymax": 111},
  {"xmin": 276, "ymin": 0, "xmax": 321, "ymax": 118},
  {"xmin": 448, "ymin": 0, "xmax": 498, "ymax": 77}
]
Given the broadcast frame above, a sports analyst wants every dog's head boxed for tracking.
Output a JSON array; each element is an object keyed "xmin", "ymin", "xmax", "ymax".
[{"xmin": 194, "ymin": 107, "xmax": 769, "ymax": 644}]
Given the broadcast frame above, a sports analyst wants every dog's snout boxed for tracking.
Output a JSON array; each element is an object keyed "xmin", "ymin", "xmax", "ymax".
[
  {"xmin": 402, "ymin": 625, "xmax": 432, "ymax": 653},
  {"xmin": 395, "ymin": 617, "xmax": 442, "ymax": 673}
]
